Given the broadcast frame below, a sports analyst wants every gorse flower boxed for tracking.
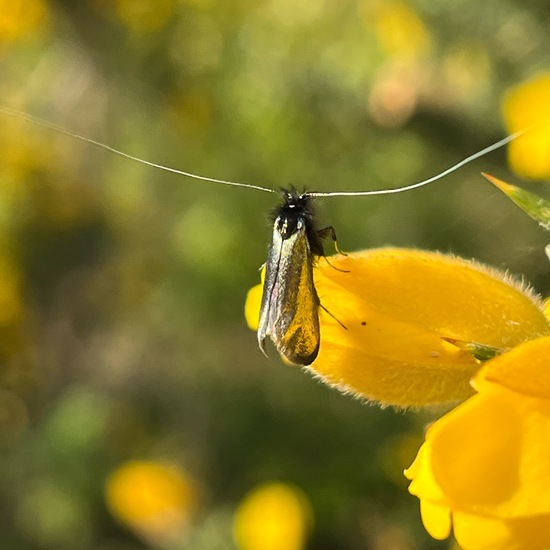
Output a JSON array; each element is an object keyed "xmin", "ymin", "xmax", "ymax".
[
  {"xmin": 503, "ymin": 73, "xmax": 550, "ymax": 180},
  {"xmin": 234, "ymin": 482, "xmax": 312, "ymax": 550},
  {"xmin": 405, "ymin": 336, "xmax": 550, "ymax": 550},
  {"xmin": 245, "ymin": 248, "xmax": 549, "ymax": 407},
  {"xmin": 105, "ymin": 460, "xmax": 197, "ymax": 545},
  {"xmin": 404, "ymin": 75, "xmax": 550, "ymax": 549}
]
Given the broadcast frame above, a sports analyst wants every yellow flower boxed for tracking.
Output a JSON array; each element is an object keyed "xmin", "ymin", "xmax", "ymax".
[
  {"xmin": 405, "ymin": 336, "xmax": 550, "ymax": 550},
  {"xmin": 0, "ymin": 0, "xmax": 49, "ymax": 44},
  {"xmin": 233, "ymin": 482, "xmax": 313, "ymax": 550},
  {"xmin": 245, "ymin": 248, "xmax": 550, "ymax": 407},
  {"xmin": 503, "ymin": 74, "xmax": 550, "ymax": 179},
  {"xmin": 370, "ymin": 0, "xmax": 432, "ymax": 59},
  {"xmin": 105, "ymin": 460, "xmax": 197, "ymax": 545}
]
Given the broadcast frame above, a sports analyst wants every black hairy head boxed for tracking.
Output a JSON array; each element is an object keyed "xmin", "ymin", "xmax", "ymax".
[{"xmin": 270, "ymin": 187, "xmax": 315, "ymax": 225}]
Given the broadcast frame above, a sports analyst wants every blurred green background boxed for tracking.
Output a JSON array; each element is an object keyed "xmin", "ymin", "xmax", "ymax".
[{"xmin": 0, "ymin": 1, "xmax": 549, "ymax": 549}]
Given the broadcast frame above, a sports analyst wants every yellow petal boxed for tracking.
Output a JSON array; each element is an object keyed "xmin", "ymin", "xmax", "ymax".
[
  {"xmin": 453, "ymin": 511, "xmax": 550, "ymax": 550},
  {"xmin": 452, "ymin": 510, "xmax": 525, "ymax": 550},
  {"xmin": 420, "ymin": 500, "xmax": 452, "ymax": 541},
  {"xmin": 479, "ymin": 336, "xmax": 550, "ymax": 399},
  {"xmin": 428, "ymin": 380, "xmax": 550, "ymax": 517},
  {"xmin": 405, "ymin": 444, "xmax": 453, "ymax": 539},
  {"xmin": 503, "ymin": 74, "xmax": 550, "ymax": 179},
  {"xmin": 316, "ymin": 249, "xmax": 548, "ymax": 346},
  {"xmin": 407, "ymin": 338, "xmax": 550, "ymax": 548},
  {"xmin": 312, "ymin": 248, "xmax": 549, "ymax": 406},
  {"xmin": 245, "ymin": 283, "xmax": 263, "ymax": 330}
]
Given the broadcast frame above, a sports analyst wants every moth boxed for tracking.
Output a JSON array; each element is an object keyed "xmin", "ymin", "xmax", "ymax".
[
  {"xmin": 257, "ymin": 189, "xmax": 328, "ymax": 365},
  {"xmin": 0, "ymin": 106, "xmax": 529, "ymax": 365}
]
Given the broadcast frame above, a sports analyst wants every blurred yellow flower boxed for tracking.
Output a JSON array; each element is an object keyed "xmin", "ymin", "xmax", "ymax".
[
  {"xmin": 406, "ymin": 336, "xmax": 550, "ymax": 550},
  {"xmin": 0, "ymin": 0, "xmax": 49, "ymax": 44},
  {"xmin": 503, "ymin": 74, "xmax": 550, "ymax": 179},
  {"xmin": 105, "ymin": 460, "xmax": 197, "ymax": 544},
  {"xmin": 0, "ymin": 116, "xmax": 58, "ymax": 193},
  {"xmin": 234, "ymin": 482, "xmax": 313, "ymax": 550},
  {"xmin": 245, "ymin": 248, "xmax": 550, "ymax": 407},
  {"xmin": 366, "ymin": 0, "xmax": 432, "ymax": 59}
]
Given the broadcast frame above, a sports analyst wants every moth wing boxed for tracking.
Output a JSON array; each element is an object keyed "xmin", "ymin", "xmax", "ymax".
[{"xmin": 258, "ymin": 225, "xmax": 320, "ymax": 366}]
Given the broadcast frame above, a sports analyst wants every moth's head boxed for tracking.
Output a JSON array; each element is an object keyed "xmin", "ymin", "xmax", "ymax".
[
  {"xmin": 277, "ymin": 186, "xmax": 313, "ymax": 216},
  {"xmin": 268, "ymin": 187, "xmax": 314, "ymax": 238}
]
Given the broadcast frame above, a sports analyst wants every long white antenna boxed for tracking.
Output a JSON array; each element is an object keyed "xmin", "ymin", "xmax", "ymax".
[
  {"xmin": 0, "ymin": 106, "xmax": 277, "ymax": 194},
  {"xmin": 0, "ymin": 105, "xmax": 537, "ymax": 198},
  {"xmin": 309, "ymin": 128, "xmax": 530, "ymax": 197}
]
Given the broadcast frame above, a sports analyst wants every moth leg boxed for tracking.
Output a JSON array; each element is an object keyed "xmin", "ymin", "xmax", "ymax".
[
  {"xmin": 317, "ymin": 226, "xmax": 347, "ymax": 256},
  {"xmin": 321, "ymin": 255, "xmax": 350, "ymax": 273},
  {"xmin": 319, "ymin": 303, "xmax": 347, "ymax": 330},
  {"xmin": 316, "ymin": 226, "xmax": 349, "ymax": 272}
]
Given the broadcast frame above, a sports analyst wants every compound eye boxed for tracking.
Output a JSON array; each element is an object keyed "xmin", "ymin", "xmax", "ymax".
[{"xmin": 276, "ymin": 215, "xmax": 299, "ymax": 239}]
